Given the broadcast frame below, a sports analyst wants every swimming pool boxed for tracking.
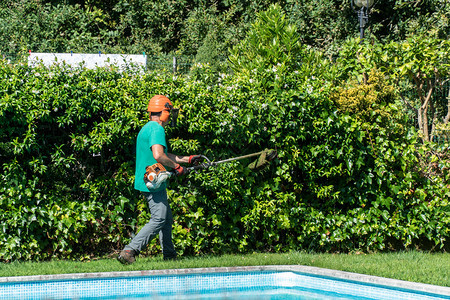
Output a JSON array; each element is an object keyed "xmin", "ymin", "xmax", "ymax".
[{"xmin": 1, "ymin": 265, "xmax": 449, "ymax": 300}]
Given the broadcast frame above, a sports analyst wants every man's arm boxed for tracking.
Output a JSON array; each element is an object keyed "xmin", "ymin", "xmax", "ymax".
[
  {"xmin": 152, "ymin": 144, "xmax": 189, "ymax": 168},
  {"xmin": 167, "ymin": 153, "xmax": 190, "ymax": 164}
]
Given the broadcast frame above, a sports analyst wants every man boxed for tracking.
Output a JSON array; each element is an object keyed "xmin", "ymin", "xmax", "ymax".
[{"xmin": 117, "ymin": 95, "xmax": 202, "ymax": 264}]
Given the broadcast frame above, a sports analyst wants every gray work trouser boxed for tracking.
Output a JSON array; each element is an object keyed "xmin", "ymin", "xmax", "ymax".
[{"xmin": 124, "ymin": 189, "xmax": 177, "ymax": 259}]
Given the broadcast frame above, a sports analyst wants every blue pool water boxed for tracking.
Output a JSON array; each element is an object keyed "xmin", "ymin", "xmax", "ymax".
[{"xmin": 1, "ymin": 270, "xmax": 449, "ymax": 300}]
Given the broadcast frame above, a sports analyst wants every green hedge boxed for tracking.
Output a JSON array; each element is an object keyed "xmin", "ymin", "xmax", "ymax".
[{"xmin": 0, "ymin": 56, "xmax": 448, "ymax": 260}]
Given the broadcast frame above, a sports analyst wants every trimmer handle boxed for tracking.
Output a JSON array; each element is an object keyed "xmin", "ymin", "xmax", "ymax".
[{"xmin": 185, "ymin": 155, "xmax": 212, "ymax": 173}]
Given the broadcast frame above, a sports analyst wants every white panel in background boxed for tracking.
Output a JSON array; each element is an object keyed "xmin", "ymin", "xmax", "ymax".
[{"xmin": 28, "ymin": 52, "xmax": 146, "ymax": 70}]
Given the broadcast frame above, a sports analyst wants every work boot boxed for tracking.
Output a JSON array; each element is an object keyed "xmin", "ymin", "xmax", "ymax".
[{"xmin": 117, "ymin": 249, "xmax": 136, "ymax": 265}]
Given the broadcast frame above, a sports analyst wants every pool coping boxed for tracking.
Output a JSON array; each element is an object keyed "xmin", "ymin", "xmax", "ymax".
[{"xmin": 1, "ymin": 265, "xmax": 449, "ymax": 297}]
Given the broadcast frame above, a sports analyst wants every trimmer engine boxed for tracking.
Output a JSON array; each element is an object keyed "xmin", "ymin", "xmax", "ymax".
[{"xmin": 143, "ymin": 163, "xmax": 173, "ymax": 190}]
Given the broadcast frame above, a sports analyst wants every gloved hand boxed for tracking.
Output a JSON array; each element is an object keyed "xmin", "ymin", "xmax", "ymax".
[
  {"xmin": 189, "ymin": 155, "xmax": 204, "ymax": 166},
  {"xmin": 174, "ymin": 164, "xmax": 185, "ymax": 176}
]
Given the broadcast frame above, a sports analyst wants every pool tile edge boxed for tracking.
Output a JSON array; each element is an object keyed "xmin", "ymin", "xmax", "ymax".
[{"xmin": 1, "ymin": 265, "xmax": 449, "ymax": 297}]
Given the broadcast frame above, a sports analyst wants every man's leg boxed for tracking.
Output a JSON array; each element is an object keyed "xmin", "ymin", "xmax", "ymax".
[
  {"xmin": 159, "ymin": 203, "xmax": 177, "ymax": 260},
  {"xmin": 118, "ymin": 190, "xmax": 170, "ymax": 263}
]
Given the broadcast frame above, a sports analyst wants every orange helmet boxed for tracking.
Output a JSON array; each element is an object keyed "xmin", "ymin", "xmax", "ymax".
[{"xmin": 147, "ymin": 95, "xmax": 173, "ymax": 122}]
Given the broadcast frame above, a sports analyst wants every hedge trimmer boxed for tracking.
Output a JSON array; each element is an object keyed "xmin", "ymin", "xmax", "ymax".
[{"xmin": 144, "ymin": 149, "xmax": 277, "ymax": 190}]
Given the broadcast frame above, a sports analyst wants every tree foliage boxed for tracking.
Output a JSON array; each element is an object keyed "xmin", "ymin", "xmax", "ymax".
[
  {"xmin": 228, "ymin": 4, "xmax": 302, "ymax": 75},
  {"xmin": 0, "ymin": 0, "xmax": 448, "ymax": 59},
  {"xmin": 331, "ymin": 68, "xmax": 397, "ymax": 122},
  {"xmin": 384, "ymin": 36, "xmax": 450, "ymax": 143}
]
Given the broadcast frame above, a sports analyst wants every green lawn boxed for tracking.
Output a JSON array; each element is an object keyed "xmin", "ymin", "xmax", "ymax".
[{"xmin": 1, "ymin": 251, "xmax": 449, "ymax": 287}]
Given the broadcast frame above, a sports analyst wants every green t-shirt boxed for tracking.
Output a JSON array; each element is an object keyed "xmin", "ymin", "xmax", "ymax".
[{"xmin": 134, "ymin": 121, "xmax": 168, "ymax": 192}]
